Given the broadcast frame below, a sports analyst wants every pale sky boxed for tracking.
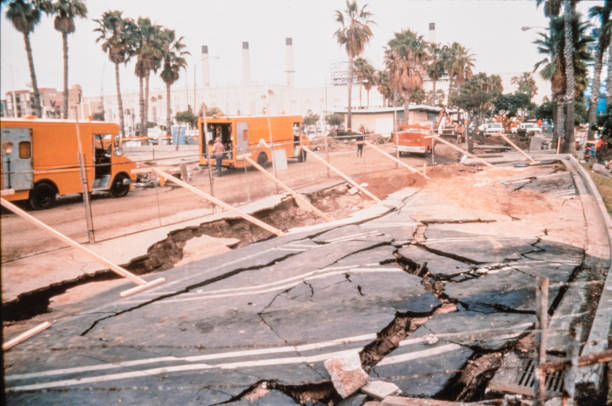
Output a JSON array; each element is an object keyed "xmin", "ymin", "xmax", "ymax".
[{"xmin": 0, "ymin": 0, "xmax": 600, "ymax": 98}]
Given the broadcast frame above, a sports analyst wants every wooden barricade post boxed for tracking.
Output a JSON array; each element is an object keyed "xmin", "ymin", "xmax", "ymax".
[
  {"xmin": 499, "ymin": 133, "xmax": 537, "ymax": 164},
  {"xmin": 150, "ymin": 168, "xmax": 285, "ymax": 236},
  {"xmin": 0, "ymin": 198, "xmax": 165, "ymax": 297},
  {"xmin": 2, "ymin": 321, "xmax": 51, "ymax": 351},
  {"xmin": 364, "ymin": 141, "xmax": 430, "ymax": 179},
  {"xmin": 240, "ymin": 154, "xmax": 334, "ymax": 222},
  {"xmin": 300, "ymin": 146, "xmax": 381, "ymax": 202}
]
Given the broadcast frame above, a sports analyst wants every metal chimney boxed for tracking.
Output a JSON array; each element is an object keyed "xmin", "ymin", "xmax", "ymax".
[
  {"xmin": 285, "ymin": 37, "xmax": 295, "ymax": 87},
  {"xmin": 242, "ymin": 41, "xmax": 250, "ymax": 85},
  {"xmin": 201, "ymin": 45, "xmax": 210, "ymax": 87},
  {"xmin": 428, "ymin": 22, "xmax": 436, "ymax": 44}
]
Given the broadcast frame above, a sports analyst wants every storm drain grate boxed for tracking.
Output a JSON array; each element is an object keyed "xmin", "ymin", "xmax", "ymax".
[
  {"xmin": 489, "ymin": 353, "xmax": 565, "ymax": 397},
  {"xmin": 517, "ymin": 359, "xmax": 565, "ymax": 394}
]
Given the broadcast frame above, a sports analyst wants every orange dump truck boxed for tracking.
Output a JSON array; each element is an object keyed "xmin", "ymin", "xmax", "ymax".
[
  {"xmin": 1, "ymin": 118, "xmax": 137, "ymax": 209},
  {"xmin": 198, "ymin": 115, "xmax": 309, "ymax": 168},
  {"xmin": 393, "ymin": 121, "xmax": 436, "ymax": 156}
]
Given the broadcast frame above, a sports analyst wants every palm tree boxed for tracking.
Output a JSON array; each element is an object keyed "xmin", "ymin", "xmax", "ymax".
[
  {"xmin": 385, "ymin": 29, "xmax": 428, "ymax": 120},
  {"xmin": 535, "ymin": 12, "xmax": 592, "ymax": 150},
  {"xmin": 94, "ymin": 10, "xmax": 132, "ymax": 137},
  {"xmin": 444, "ymin": 42, "xmax": 475, "ymax": 106},
  {"xmin": 353, "ymin": 57, "xmax": 376, "ymax": 108},
  {"xmin": 6, "ymin": 0, "xmax": 44, "ymax": 117},
  {"xmin": 563, "ymin": 0, "xmax": 576, "ymax": 153},
  {"xmin": 334, "ymin": 0, "xmax": 374, "ymax": 132},
  {"xmin": 587, "ymin": 0, "xmax": 611, "ymax": 139},
  {"xmin": 160, "ymin": 28, "xmax": 190, "ymax": 149},
  {"xmin": 133, "ymin": 17, "xmax": 164, "ymax": 138},
  {"xmin": 375, "ymin": 70, "xmax": 393, "ymax": 107},
  {"xmin": 425, "ymin": 42, "xmax": 448, "ymax": 106},
  {"xmin": 47, "ymin": 0, "xmax": 87, "ymax": 119}
]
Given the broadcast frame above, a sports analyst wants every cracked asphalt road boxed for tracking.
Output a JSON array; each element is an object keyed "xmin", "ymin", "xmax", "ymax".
[{"xmin": 4, "ymin": 161, "xmax": 605, "ymax": 405}]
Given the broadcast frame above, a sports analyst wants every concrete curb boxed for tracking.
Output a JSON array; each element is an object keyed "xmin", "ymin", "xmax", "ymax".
[{"xmin": 566, "ymin": 155, "xmax": 612, "ymax": 396}]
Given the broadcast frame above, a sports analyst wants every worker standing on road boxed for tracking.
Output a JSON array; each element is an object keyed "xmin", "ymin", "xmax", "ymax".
[
  {"xmin": 357, "ymin": 126, "xmax": 365, "ymax": 157},
  {"xmin": 213, "ymin": 137, "xmax": 225, "ymax": 176}
]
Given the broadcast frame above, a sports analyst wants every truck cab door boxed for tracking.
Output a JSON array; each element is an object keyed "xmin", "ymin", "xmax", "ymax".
[{"xmin": 1, "ymin": 128, "xmax": 33, "ymax": 191}]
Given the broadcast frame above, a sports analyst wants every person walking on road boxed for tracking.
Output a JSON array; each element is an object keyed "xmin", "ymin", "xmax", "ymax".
[
  {"xmin": 357, "ymin": 126, "xmax": 365, "ymax": 157},
  {"xmin": 213, "ymin": 137, "xmax": 225, "ymax": 176}
]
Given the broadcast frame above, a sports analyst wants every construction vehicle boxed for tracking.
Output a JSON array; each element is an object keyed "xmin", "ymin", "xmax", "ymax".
[
  {"xmin": 393, "ymin": 121, "xmax": 436, "ymax": 156},
  {"xmin": 198, "ymin": 115, "xmax": 310, "ymax": 168},
  {"xmin": 1, "ymin": 117, "xmax": 137, "ymax": 209}
]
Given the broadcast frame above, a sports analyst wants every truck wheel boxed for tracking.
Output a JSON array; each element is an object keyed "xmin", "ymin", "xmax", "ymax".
[
  {"xmin": 111, "ymin": 174, "xmax": 130, "ymax": 197},
  {"xmin": 257, "ymin": 152, "xmax": 268, "ymax": 166},
  {"xmin": 29, "ymin": 182, "xmax": 56, "ymax": 210},
  {"xmin": 298, "ymin": 149, "xmax": 307, "ymax": 162}
]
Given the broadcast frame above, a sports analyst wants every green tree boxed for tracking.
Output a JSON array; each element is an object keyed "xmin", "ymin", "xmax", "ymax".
[
  {"xmin": 6, "ymin": 0, "xmax": 44, "ymax": 117},
  {"xmin": 175, "ymin": 107, "xmax": 197, "ymax": 128},
  {"xmin": 303, "ymin": 112, "xmax": 320, "ymax": 126},
  {"xmin": 444, "ymin": 42, "xmax": 475, "ymax": 106},
  {"xmin": 46, "ymin": 0, "xmax": 87, "ymax": 119},
  {"xmin": 160, "ymin": 28, "xmax": 189, "ymax": 149},
  {"xmin": 334, "ymin": 0, "xmax": 374, "ymax": 131},
  {"xmin": 425, "ymin": 42, "xmax": 448, "ymax": 105},
  {"xmin": 325, "ymin": 113, "xmax": 344, "ymax": 128},
  {"xmin": 353, "ymin": 57, "xmax": 376, "ymax": 108},
  {"xmin": 494, "ymin": 93, "xmax": 533, "ymax": 119},
  {"xmin": 587, "ymin": 0, "xmax": 611, "ymax": 139},
  {"xmin": 94, "ymin": 10, "xmax": 133, "ymax": 137},
  {"xmin": 511, "ymin": 72, "xmax": 538, "ymax": 101},
  {"xmin": 451, "ymin": 73, "xmax": 503, "ymax": 152},
  {"xmin": 536, "ymin": 100, "xmax": 554, "ymax": 121},
  {"xmin": 385, "ymin": 29, "xmax": 428, "ymax": 119}
]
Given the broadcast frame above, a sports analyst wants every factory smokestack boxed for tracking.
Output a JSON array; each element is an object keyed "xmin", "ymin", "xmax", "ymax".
[
  {"xmin": 285, "ymin": 37, "xmax": 295, "ymax": 87},
  {"xmin": 201, "ymin": 45, "xmax": 210, "ymax": 87},
  {"xmin": 428, "ymin": 22, "xmax": 436, "ymax": 44},
  {"xmin": 242, "ymin": 41, "xmax": 250, "ymax": 85}
]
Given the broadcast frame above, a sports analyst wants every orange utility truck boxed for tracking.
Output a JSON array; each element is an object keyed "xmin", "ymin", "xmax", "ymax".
[
  {"xmin": 393, "ymin": 121, "xmax": 436, "ymax": 156},
  {"xmin": 198, "ymin": 115, "xmax": 309, "ymax": 168},
  {"xmin": 1, "ymin": 118, "xmax": 137, "ymax": 209}
]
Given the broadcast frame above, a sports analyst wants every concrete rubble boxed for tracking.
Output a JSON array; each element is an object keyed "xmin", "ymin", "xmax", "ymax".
[{"xmin": 324, "ymin": 352, "xmax": 370, "ymax": 398}]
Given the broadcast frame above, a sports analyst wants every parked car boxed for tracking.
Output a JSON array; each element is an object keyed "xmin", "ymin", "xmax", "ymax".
[
  {"xmin": 517, "ymin": 122, "xmax": 542, "ymax": 138},
  {"xmin": 480, "ymin": 122, "xmax": 504, "ymax": 136}
]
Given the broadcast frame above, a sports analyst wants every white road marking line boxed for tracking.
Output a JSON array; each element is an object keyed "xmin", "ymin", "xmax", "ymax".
[
  {"xmin": 376, "ymin": 343, "xmax": 462, "ymax": 366},
  {"xmin": 6, "ymin": 333, "xmax": 376, "ymax": 383},
  {"xmin": 148, "ymin": 268, "xmax": 403, "ymax": 304},
  {"xmin": 7, "ymin": 341, "xmax": 467, "ymax": 392}
]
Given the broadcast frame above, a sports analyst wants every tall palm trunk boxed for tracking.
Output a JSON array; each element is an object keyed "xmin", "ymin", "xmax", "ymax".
[
  {"xmin": 366, "ymin": 89, "xmax": 370, "ymax": 109},
  {"xmin": 23, "ymin": 32, "xmax": 41, "ymax": 117},
  {"xmin": 114, "ymin": 62, "xmax": 125, "ymax": 138},
  {"xmin": 587, "ymin": 46, "xmax": 604, "ymax": 140},
  {"xmin": 555, "ymin": 94, "xmax": 566, "ymax": 150},
  {"xmin": 446, "ymin": 76, "xmax": 454, "ymax": 106},
  {"xmin": 62, "ymin": 31, "xmax": 69, "ymax": 119},
  {"xmin": 607, "ymin": 42, "xmax": 612, "ymax": 109},
  {"xmin": 138, "ymin": 76, "xmax": 145, "ymax": 137},
  {"xmin": 165, "ymin": 82, "xmax": 172, "ymax": 148},
  {"xmin": 563, "ymin": 0, "xmax": 575, "ymax": 154},
  {"xmin": 347, "ymin": 53, "xmax": 353, "ymax": 131},
  {"xmin": 551, "ymin": 98, "xmax": 559, "ymax": 146},
  {"xmin": 144, "ymin": 72, "xmax": 150, "ymax": 139}
]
